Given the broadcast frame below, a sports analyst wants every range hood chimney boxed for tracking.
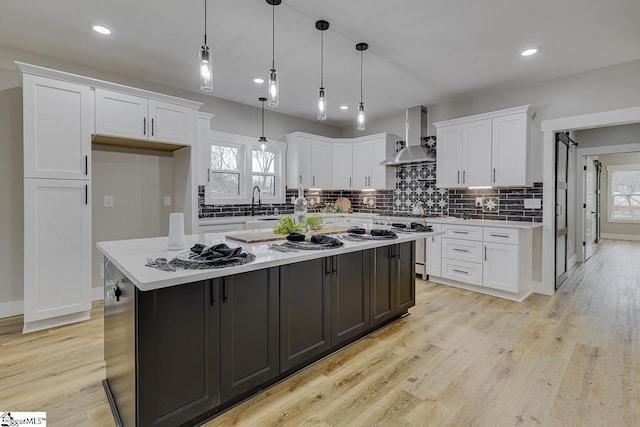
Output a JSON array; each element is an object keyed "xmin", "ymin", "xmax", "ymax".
[{"xmin": 380, "ymin": 105, "xmax": 435, "ymax": 166}]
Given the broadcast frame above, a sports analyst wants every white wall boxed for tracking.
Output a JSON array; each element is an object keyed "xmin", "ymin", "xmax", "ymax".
[
  {"xmin": 91, "ymin": 146, "xmax": 175, "ymax": 291},
  {"xmin": 575, "ymin": 123, "xmax": 640, "ymax": 148},
  {"xmin": 598, "ymin": 152, "xmax": 640, "ymax": 238},
  {"xmin": 0, "ymin": 87, "xmax": 23, "ymax": 316}
]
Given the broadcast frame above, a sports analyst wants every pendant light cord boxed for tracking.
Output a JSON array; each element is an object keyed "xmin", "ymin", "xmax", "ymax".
[
  {"xmin": 271, "ymin": 3, "xmax": 275, "ymax": 69},
  {"xmin": 204, "ymin": 0, "xmax": 207, "ymax": 45},
  {"xmin": 320, "ymin": 31, "xmax": 324, "ymax": 87},
  {"xmin": 360, "ymin": 50, "xmax": 363, "ymax": 103},
  {"xmin": 261, "ymin": 101, "xmax": 265, "ymax": 137}
]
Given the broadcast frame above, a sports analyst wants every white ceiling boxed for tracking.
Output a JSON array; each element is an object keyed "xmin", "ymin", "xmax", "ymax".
[{"xmin": 1, "ymin": 0, "xmax": 639, "ymax": 127}]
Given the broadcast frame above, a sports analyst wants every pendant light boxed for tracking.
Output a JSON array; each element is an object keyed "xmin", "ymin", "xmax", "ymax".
[
  {"xmin": 199, "ymin": 0, "xmax": 213, "ymax": 92},
  {"xmin": 259, "ymin": 97, "xmax": 268, "ymax": 151},
  {"xmin": 316, "ymin": 20, "xmax": 329, "ymax": 121},
  {"xmin": 356, "ymin": 42, "xmax": 368, "ymax": 131},
  {"xmin": 266, "ymin": 0, "xmax": 281, "ymax": 107}
]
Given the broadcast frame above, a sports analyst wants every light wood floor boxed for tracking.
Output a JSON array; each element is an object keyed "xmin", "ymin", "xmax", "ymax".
[{"xmin": 1, "ymin": 239, "xmax": 638, "ymax": 426}]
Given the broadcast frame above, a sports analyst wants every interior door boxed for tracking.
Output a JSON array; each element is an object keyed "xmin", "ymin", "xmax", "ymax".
[
  {"xmin": 555, "ymin": 133, "xmax": 570, "ymax": 289},
  {"xmin": 584, "ymin": 158, "xmax": 596, "ymax": 260}
]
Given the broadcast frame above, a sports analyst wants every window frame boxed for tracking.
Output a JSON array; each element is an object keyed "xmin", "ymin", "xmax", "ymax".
[
  {"xmin": 607, "ymin": 164, "xmax": 640, "ymax": 223},
  {"xmin": 204, "ymin": 130, "xmax": 286, "ymax": 205}
]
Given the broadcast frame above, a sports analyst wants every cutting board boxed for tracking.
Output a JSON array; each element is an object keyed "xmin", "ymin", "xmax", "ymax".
[
  {"xmin": 225, "ymin": 226, "xmax": 350, "ymax": 244},
  {"xmin": 335, "ymin": 197, "xmax": 351, "ymax": 213}
]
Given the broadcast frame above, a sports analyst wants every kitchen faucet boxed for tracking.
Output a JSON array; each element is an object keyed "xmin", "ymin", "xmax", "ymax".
[{"xmin": 251, "ymin": 185, "xmax": 261, "ymax": 216}]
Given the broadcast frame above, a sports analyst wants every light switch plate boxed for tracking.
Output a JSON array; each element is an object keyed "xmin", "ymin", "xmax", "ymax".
[
  {"xmin": 524, "ymin": 198, "xmax": 541, "ymax": 209},
  {"xmin": 104, "ymin": 195, "xmax": 114, "ymax": 208},
  {"xmin": 164, "ymin": 196, "xmax": 172, "ymax": 206}
]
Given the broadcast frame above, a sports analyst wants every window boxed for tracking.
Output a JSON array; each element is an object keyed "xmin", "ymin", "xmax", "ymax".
[
  {"xmin": 252, "ymin": 149, "xmax": 277, "ymax": 196},
  {"xmin": 204, "ymin": 131, "xmax": 286, "ymax": 204},
  {"xmin": 210, "ymin": 144, "xmax": 243, "ymax": 197},
  {"xmin": 608, "ymin": 164, "xmax": 640, "ymax": 222}
]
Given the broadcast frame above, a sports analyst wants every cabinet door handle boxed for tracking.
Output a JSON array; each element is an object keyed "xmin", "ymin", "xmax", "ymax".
[
  {"xmin": 85, "ymin": 184, "xmax": 88, "ymax": 205},
  {"xmin": 151, "ymin": 118, "xmax": 155, "ymax": 136},
  {"xmin": 484, "ymin": 246, "xmax": 487, "ymax": 261},
  {"xmin": 463, "ymin": 170, "xmax": 466, "ymax": 184},
  {"xmin": 222, "ymin": 280, "xmax": 228, "ymax": 302},
  {"xmin": 210, "ymin": 281, "xmax": 215, "ymax": 305},
  {"xmin": 493, "ymin": 168, "xmax": 496, "ymax": 183},
  {"xmin": 325, "ymin": 257, "xmax": 331, "ymax": 276},
  {"xmin": 457, "ymin": 171, "xmax": 460, "ymax": 184},
  {"xmin": 453, "ymin": 269, "xmax": 469, "ymax": 274},
  {"xmin": 490, "ymin": 233, "xmax": 510, "ymax": 238},
  {"xmin": 349, "ymin": 177, "xmax": 352, "ymax": 187},
  {"xmin": 313, "ymin": 176, "xmax": 315, "ymax": 186},
  {"xmin": 84, "ymin": 155, "xmax": 88, "ymax": 176},
  {"xmin": 332, "ymin": 256, "xmax": 338, "ymax": 275},
  {"xmin": 143, "ymin": 117, "xmax": 146, "ymax": 135},
  {"xmin": 299, "ymin": 175, "xmax": 302, "ymax": 184},
  {"xmin": 452, "ymin": 230, "xmax": 469, "ymax": 235},
  {"xmin": 452, "ymin": 248, "xmax": 469, "ymax": 253},
  {"xmin": 207, "ymin": 168, "xmax": 210, "ymax": 183},
  {"xmin": 432, "ymin": 236, "xmax": 435, "ymax": 242}
]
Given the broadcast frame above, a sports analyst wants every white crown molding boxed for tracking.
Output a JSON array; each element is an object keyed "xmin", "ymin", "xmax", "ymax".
[{"xmin": 433, "ymin": 105, "xmax": 531, "ymax": 128}]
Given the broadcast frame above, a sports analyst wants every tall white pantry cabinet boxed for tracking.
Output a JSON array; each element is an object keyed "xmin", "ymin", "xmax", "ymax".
[
  {"xmin": 21, "ymin": 72, "xmax": 93, "ymax": 333},
  {"xmin": 17, "ymin": 63, "xmax": 202, "ymax": 333}
]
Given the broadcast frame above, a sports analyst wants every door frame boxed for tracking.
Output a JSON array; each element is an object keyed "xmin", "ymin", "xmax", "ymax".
[
  {"xmin": 541, "ymin": 106, "xmax": 640, "ymax": 295},
  {"xmin": 575, "ymin": 141, "xmax": 640, "ymax": 262}
]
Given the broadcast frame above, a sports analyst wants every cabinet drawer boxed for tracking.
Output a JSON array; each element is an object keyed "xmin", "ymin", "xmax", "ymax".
[
  {"xmin": 442, "ymin": 224, "xmax": 483, "ymax": 241},
  {"xmin": 441, "ymin": 258, "xmax": 483, "ymax": 286},
  {"xmin": 442, "ymin": 238, "xmax": 483, "ymax": 263},
  {"xmin": 483, "ymin": 227, "xmax": 519, "ymax": 244}
]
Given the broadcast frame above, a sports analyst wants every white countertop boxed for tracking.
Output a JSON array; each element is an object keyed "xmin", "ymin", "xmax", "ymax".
[
  {"xmin": 97, "ymin": 228, "xmax": 443, "ymax": 292},
  {"xmin": 199, "ymin": 213, "xmax": 542, "ymax": 229}
]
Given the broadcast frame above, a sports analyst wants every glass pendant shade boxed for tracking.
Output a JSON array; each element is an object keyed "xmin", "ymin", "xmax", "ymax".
[
  {"xmin": 357, "ymin": 102, "xmax": 366, "ymax": 131},
  {"xmin": 317, "ymin": 87, "xmax": 327, "ymax": 121},
  {"xmin": 200, "ymin": 45, "xmax": 213, "ymax": 92},
  {"xmin": 268, "ymin": 68, "xmax": 279, "ymax": 107},
  {"xmin": 259, "ymin": 136, "xmax": 267, "ymax": 151}
]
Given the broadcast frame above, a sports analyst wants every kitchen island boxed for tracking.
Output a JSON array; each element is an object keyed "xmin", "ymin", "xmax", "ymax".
[{"xmin": 98, "ymin": 227, "xmax": 441, "ymax": 427}]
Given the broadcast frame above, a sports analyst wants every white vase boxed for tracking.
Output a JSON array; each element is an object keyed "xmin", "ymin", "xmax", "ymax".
[{"xmin": 167, "ymin": 213, "xmax": 186, "ymax": 251}]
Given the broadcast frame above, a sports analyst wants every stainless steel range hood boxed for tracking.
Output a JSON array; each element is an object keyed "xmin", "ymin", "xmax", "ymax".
[{"xmin": 381, "ymin": 105, "xmax": 435, "ymax": 166}]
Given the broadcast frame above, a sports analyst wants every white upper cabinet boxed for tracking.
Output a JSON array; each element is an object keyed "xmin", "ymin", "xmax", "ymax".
[
  {"xmin": 434, "ymin": 105, "xmax": 531, "ymax": 188},
  {"xmin": 287, "ymin": 132, "xmax": 397, "ymax": 190},
  {"xmin": 332, "ymin": 143, "xmax": 353, "ymax": 189},
  {"xmin": 352, "ymin": 140, "xmax": 372, "ymax": 189},
  {"xmin": 462, "ymin": 119, "xmax": 492, "ymax": 186},
  {"xmin": 491, "ymin": 113, "xmax": 531, "ymax": 187},
  {"xmin": 23, "ymin": 74, "xmax": 91, "ymax": 180},
  {"xmin": 310, "ymin": 138, "xmax": 333, "ymax": 188},
  {"xmin": 95, "ymin": 89, "xmax": 194, "ymax": 146},
  {"xmin": 148, "ymin": 99, "xmax": 194, "ymax": 145},
  {"xmin": 436, "ymin": 124, "xmax": 463, "ymax": 188}
]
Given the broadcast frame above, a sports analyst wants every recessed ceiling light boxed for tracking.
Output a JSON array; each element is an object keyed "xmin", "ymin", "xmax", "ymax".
[
  {"xmin": 520, "ymin": 47, "xmax": 539, "ymax": 57},
  {"xmin": 92, "ymin": 24, "xmax": 112, "ymax": 35},
  {"xmin": 253, "ymin": 78, "xmax": 264, "ymax": 84},
  {"xmin": 339, "ymin": 105, "xmax": 349, "ymax": 110}
]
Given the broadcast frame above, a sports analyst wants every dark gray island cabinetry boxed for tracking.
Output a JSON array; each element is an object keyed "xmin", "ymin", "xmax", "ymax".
[{"xmin": 98, "ymin": 230, "xmax": 438, "ymax": 426}]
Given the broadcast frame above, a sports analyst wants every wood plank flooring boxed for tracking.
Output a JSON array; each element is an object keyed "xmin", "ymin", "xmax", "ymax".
[{"xmin": 1, "ymin": 239, "xmax": 638, "ymax": 426}]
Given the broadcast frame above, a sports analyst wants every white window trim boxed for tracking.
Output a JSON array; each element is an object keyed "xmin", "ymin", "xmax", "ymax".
[
  {"xmin": 204, "ymin": 130, "xmax": 286, "ymax": 205},
  {"xmin": 606, "ymin": 164, "xmax": 640, "ymax": 223},
  {"xmin": 251, "ymin": 142, "xmax": 286, "ymax": 203}
]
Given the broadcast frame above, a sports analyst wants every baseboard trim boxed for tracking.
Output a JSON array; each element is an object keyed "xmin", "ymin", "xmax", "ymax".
[
  {"xmin": 601, "ymin": 233, "xmax": 640, "ymax": 242},
  {"xmin": 429, "ymin": 276, "xmax": 532, "ymax": 302},
  {"xmin": 23, "ymin": 309, "xmax": 91, "ymax": 334},
  {"xmin": 567, "ymin": 254, "xmax": 578, "ymax": 270},
  {"xmin": 0, "ymin": 299, "xmax": 24, "ymax": 319}
]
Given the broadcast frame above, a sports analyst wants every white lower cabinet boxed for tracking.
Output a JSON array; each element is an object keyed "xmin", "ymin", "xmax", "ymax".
[
  {"xmin": 425, "ymin": 225, "xmax": 442, "ymax": 277},
  {"xmin": 23, "ymin": 179, "xmax": 91, "ymax": 331},
  {"xmin": 432, "ymin": 224, "xmax": 531, "ymax": 300}
]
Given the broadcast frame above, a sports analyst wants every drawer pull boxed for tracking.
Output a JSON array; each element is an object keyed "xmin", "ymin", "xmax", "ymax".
[
  {"xmin": 490, "ymin": 233, "xmax": 510, "ymax": 238},
  {"xmin": 452, "ymin": 248, "xmax": 469, "ymax": 253},
  {"xmin": 452, "ymin": 231, "xmax": 469, "ymax": 234},
  {"xmin": 452, "ymin": 269, "xmax": 469, "ymax": 274}
]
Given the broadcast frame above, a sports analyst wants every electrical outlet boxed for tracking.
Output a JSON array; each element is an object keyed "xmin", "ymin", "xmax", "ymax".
[
  {"xmin": 475, "ymin": 197, "xmax": 483, "ymax": 208},
  {"xmin": 104, "ymin": 195, "xmax": 114, "ymax": 208},
  {"xmin": 524, "ymin": 198, "xmax": 541, "ymax": 209},
  {"xmin": 163, "ymin": 196, "xmax": 172, "ymax": 206}
]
